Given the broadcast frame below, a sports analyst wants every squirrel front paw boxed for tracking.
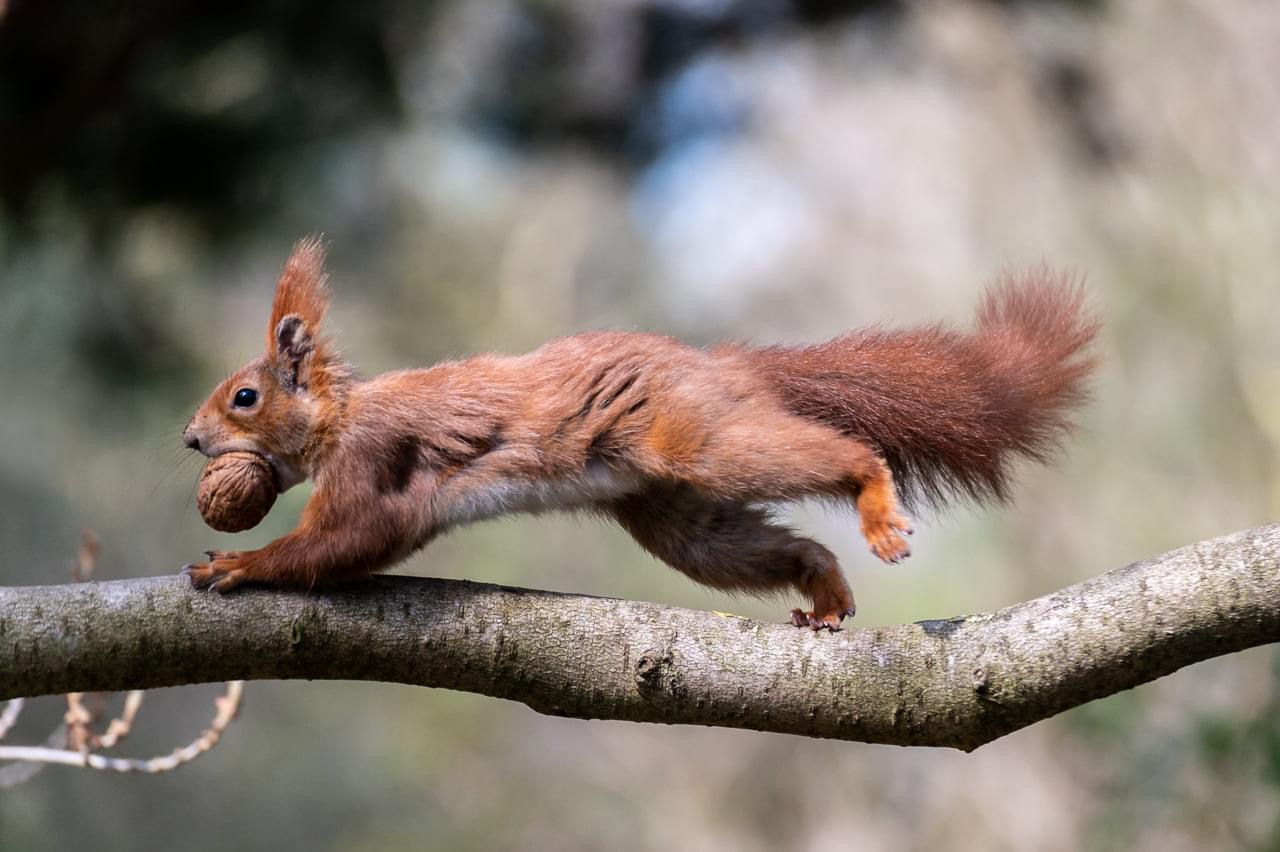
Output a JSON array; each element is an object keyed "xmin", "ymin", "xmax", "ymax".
[{"xmin": 182, "ymin": 550, "xmax": 248, "ymax": 593}]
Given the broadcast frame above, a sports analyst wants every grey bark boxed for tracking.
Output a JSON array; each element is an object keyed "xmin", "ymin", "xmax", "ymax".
[{"xmin": 2, "ymin": 523, "xmax": 1278, "ymax": 751}]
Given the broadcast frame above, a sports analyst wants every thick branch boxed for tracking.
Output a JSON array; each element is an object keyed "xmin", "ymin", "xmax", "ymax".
[{"xmin": 3, "ymin": 524, "xmax": 1278, "ymax": 751}]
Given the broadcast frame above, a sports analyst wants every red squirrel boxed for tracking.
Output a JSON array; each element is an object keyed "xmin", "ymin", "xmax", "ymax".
[{"xmin": 182, "ymin": 238, "xmax": 1097, "ymax": 629}]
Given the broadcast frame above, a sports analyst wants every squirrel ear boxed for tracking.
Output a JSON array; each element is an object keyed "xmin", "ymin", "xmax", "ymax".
[
  {"xmin": 267, "ymin": 236, "xmax": 330, "ymax": 353},
  {"xmin": 273, "ymin": 314, "xmax": 315, "ymax": 390}
]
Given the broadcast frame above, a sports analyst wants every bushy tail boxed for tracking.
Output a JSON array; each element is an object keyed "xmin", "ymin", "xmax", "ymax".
[{"xmin": 754, "ymin": 270, "xmax": 1099, "ymax": 509}]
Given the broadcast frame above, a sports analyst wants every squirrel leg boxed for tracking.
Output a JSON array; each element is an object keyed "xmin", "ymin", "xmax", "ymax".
[
  {"xmin": 848, "ymin": 452, "xmax": 914, "ymax": 564},
  {"xmin": 610, "ymin": 485, "xmax": 855, "ymax": 630},
  {"xmin": 182, "ymin": 527, "xmax": 399, "ymax": 592},
  {"xmin": 659, "ymin": 413, "xmax": 914, "ymax": 565},
  {"xmin": 184, "ymin": 488, "xmax": 425, "ymax": 592}
]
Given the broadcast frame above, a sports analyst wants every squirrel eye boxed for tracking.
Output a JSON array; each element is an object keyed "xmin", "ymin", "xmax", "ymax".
[{"xmin": 232, "ymin": 387, "xmax": 259, "ymax": 408}]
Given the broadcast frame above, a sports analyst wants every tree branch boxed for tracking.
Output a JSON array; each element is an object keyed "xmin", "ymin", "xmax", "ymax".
[{"xmin": 3, "ymin": 523, "xmax": 1278, "ymax": 751}]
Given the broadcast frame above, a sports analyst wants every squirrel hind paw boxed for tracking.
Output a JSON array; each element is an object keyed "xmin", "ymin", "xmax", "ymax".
[
  {"xmin": 863, "ymin": 514, "xmax": 913, "ymax": 564},
  {"xmin": 789, "ymin": 607, "xmax": 854, "ymax": 632}
]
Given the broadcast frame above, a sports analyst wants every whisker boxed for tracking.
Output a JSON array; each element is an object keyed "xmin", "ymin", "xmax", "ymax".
[{"xmin": 150, "ymin": 450, "xmax": 201, "ymax": 499}]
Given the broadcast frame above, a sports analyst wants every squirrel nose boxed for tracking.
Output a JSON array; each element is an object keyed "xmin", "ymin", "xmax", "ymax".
[{"xmin": 183, "ymin": 430, "xmax": 201, "ymax": 452}]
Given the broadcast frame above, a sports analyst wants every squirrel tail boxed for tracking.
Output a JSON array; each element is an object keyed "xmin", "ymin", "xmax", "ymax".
[{"xmin": 753, "ymin": 269, "xmax": 1100, "ymax": 509}]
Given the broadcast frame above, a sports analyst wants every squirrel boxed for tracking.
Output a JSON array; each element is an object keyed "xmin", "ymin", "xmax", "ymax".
[{"xmin": 182, "ymin": 238, "xmax": 1098, "ymax": 629}]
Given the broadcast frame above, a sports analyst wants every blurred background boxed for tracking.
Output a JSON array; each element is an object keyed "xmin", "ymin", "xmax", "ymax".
[{"xmin": 2, "ymin": 0, "xmax": 1280, "ymax": 848}]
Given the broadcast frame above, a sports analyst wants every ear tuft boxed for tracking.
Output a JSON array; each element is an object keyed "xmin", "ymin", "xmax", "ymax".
[{"xmin": 267, "ymin": 236, "xmax": 330, "ymax": 354}]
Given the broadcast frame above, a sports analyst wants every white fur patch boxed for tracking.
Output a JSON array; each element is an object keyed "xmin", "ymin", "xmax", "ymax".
[{"xmin": 436, "ymin": 459, "xmax": 640, "ymax": 529}]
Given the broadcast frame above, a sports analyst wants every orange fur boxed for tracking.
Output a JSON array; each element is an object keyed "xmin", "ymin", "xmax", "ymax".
[
  {"xmin": 645, "ymin": 411, "xmax": 705, "ymax": 465},
  {"xmin": 267, "ymin": 236, "xmax": 330, "ymax": 348},
  {"xmin": 182, "ymin": 242, "xmax": 1098, "ymax": 629}
]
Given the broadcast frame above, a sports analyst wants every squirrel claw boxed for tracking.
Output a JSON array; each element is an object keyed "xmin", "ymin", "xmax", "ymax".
[
  {"xmin": 789, "ymin": 608, "xmax": 850, "ymax": 632},
  {"xmin": 207, "ymin": 573, "xmax": 245, "ymax": 594},
  {"xmin": 182, "ymin": 551, "xmax": 247, "ymax": 593}
]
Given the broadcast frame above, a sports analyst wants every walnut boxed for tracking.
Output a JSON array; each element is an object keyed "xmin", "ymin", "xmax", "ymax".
[{"xmin": 196, "ymin": 452, "xmax": 278, "ymax": 533}]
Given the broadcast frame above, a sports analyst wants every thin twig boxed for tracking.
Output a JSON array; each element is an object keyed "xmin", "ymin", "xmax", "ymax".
[
  {"xmin": 0, "ymin": 682, "xmax": 244, "ymax": 774},
  {"xmin": 0, "ymin": 530, "xmax": 244, "ymax": 781}
]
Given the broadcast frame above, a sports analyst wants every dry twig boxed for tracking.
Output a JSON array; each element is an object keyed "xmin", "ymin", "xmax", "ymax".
[
  {"xmin": 0, "ymin": 683, "xmax": 243, "ymax": 774},
  {"xmin": 0, "ymin": 531, "xmax": 245, "ymax": 783}
]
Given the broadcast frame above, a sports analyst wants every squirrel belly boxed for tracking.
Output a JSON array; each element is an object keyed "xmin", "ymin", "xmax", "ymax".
[
  {"xmin": 182, "ymin": 239, "xmax": 1098, "ymax": 630},
  {"xmin": 433, "ymin": 457, "xmax": 645, "ymax": 529}
]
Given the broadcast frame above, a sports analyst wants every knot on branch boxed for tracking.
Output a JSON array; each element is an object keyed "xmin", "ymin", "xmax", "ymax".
[
  {"xmin": 971, "ymin": 664, "xmax": 1004, "ymax": 705},
  {"xmin": 635, "ymin": 649, "xmax": 685, "ymax": 704},
  {"xmin": 972, "ymin": 666, "xmax": 990, "ymax": 695}
]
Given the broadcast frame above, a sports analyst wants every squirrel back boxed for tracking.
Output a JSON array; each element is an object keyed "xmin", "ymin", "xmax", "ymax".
[{"xmin": 751, "ymin": 271, "xmax": 1099, "ymax": 509}]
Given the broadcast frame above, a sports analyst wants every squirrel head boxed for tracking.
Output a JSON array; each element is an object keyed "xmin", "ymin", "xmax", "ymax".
[{"xmin": 183, "ymin": 237, "xmax": 351, "ymax": 490}]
